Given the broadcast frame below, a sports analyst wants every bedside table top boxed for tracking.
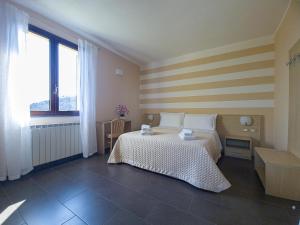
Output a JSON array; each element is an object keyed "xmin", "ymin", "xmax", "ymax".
[{"xmin": 225, "ymin": 135, "xmax": 252, "ymax": 141}]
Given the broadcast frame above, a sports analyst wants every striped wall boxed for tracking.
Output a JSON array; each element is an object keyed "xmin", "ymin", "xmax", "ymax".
[{"xmin": 140, "ymin": 36, "xmax": 275, "ymax": 146}]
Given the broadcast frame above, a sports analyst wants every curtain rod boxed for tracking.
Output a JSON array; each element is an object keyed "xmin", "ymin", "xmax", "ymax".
[{"xmin": 286, "ymin": 53, "xmax": 300, "ymax": 66}]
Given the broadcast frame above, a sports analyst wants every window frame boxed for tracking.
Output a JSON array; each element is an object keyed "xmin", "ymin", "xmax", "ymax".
[{"xmin": 29, "ymin": 24, "xmax": 79, "ymax": 117}]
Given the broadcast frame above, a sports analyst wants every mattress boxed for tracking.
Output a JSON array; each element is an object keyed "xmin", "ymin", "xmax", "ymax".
[{"xmin": 107, "ymin": 127, "xmax": 231, "ymax": 192}]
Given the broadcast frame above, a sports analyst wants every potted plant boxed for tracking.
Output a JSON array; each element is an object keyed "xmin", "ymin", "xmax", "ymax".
[{"xmin": 116, "ymin": 104, "xmax": 129, "ymax": 119}]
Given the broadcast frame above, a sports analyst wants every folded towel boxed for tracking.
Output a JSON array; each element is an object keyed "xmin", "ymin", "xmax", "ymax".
[
  {"xmin": 181, "ymin": 128, "xmax": 192, "ymax": 134},
  {"xmin": 179, "ymin": 132, "xmax": 197, "ymax": 140},
  {"xmin": 140, "ymin": 129, "xmax": 153, "ymax": 135},
  {"xmin": 141, "ymin": 124, "xmax": 151, "ymax": 130},
  {"xmin": 140, "ymin": 124, "xmax": 153, "ymax": 135},
  {"xmin": 180, "ymin": 128, "xmax": 193, "ymax": 136}
]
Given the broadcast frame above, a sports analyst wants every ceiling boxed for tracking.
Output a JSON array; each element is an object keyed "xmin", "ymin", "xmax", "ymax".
[{"xmin": 12, "ymin": 0, "xmax": 289, "ymax": 66}]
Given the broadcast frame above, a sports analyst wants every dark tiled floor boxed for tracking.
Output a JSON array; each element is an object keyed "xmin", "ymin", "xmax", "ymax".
[{"xmin": 0, "ymin": 155, "xmax": 299, "ymax": 225}]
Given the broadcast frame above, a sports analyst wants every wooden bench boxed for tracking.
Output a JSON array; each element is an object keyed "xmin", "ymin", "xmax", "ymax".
[{"xmin": 254, "ymin": 147, "xmax": 300, "ymax": 201}]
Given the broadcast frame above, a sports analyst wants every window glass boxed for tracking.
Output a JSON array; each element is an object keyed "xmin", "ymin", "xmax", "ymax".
[
  {"xmin": 27, "ymin": 32, "xmax": 50, "ymax": 111},
  {"xmin": 58, "ymin": 44, "xmax": 79, "ymax": 111}
]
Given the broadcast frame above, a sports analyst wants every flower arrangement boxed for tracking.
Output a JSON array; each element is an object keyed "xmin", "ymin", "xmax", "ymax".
[{"xmin": 116, "ymin": 104, "xmax": 129, "ymax": 117}]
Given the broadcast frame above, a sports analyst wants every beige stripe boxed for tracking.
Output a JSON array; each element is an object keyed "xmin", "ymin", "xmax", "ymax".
[
  {"xmin": 141, "ymin": 100, "xmax": 273, "ymax": 109},
  {"xmin": 140, "ymin": 69, "xmax": 273, "ymax": 90},
  {"xmin": 140, "ymin": 92, "xmax": 273, "ymax": 104},
  {"xmin": 141, "ymin": 44, "xmax": 274, "ymax": 75},
  {"xmin": 142, "ymin": 108, "xmax": 273, "ymax": 115},
  {"xmin": 141, "ymin": 60, "xmax": 274, "ymax": 84},
  {"xmin": 140, "ymin": 84, "xmax": 274, "ymax": 99},
  {"xmin": 140, "ymin": 76, "xmax": 274, "ymax": 94},
  {"xmin": 141, "ymin": 53, "xmax": 274, "ymax": 80}
]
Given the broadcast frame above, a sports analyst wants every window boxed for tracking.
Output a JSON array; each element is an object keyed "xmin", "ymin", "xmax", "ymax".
[{"xmin": 28, "ymin": 25, "xmax": 79, "ymax": 116}]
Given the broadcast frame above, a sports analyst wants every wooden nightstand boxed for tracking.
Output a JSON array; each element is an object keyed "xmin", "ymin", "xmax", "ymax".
[{"xmin": 224, "ymin": 136, "xmax": 252, "ymax": 160}]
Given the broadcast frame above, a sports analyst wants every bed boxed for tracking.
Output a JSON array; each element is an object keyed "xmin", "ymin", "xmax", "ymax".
[{"xmin": 107, "ymin": 126, "xmax": 231, "ymax": 192}]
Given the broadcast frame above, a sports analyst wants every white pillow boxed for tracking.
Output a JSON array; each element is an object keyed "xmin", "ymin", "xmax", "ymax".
[
  {"xmin": 159, "ymin": 112, "xmax": 184, "ymax": 128},
  {"xmin": 183, "ymin": 114, "xmax": 217, "ymax": 131}
]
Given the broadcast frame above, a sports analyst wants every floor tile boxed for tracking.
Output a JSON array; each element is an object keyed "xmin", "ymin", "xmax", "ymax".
[
  {"xmin": 0, "ymin": 193, "xmax": 26, "ymax": 225},
  {"xmin": 100, "ymin": 165, "xmax": 151, "ymax": 192},
  {"xmin": 189, "ymin": 197, "xmax": 240, "ymax": 225},
  {"xmin": 62, "ymin": 216, "xmax": 87, "ymax": 225},
  {"xmin": 2, "ymin": 213, "xmax": 26, "ymax": 225},
  {"xmin": 102, "ymin": 184, "xmax": 160, "ymax": 218},
  {"xmin": 222, "ymin": 191, "xmax": 290, "ymax": 224},
  {"xmin": 284, "ymin": 206, "xmax": 300, "ymax": 225},
  {"xmin": 139, "ymin": 179, "xmax": 194, "ymax": 211},
  {"xmin": 2, "ymin": 177, "xmax": 46, "ymax": 203},
  {"xmin": 145, "ymin": 203, "xmax": 214, "ymax": 225},
  {"xmin": 64, "ymin": 189, "xmax": 119, "ymax": 225},
  {"xmin": 87, "ymin": 176, "xmax": 128, "ymax": 199},
  {"xmin": 31, "ymin": 170, "xmax": 87, "ymax": 203},
  {"xmin": 104, "ymin": 210, "xmax": 149, "ymax": 225},
  {"xmin": 55, "ymin": 161, "xmax": 102, "ymax": 183},
  {"xmin": 18, "ymin": 194, "xmax": 74, "ymax": 225},
  {"xmin": 0, "ymin": 188, "xmax": 9, "ymax": 210},
  {"xmin": 1, "ymin": 155, "xmax": 298, "ymax": 225}
]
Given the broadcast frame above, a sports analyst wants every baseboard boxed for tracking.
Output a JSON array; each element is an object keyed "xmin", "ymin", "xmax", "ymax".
[{"xmin": 33, "ymin": 154, "xmax": 83, "ymax": 172}]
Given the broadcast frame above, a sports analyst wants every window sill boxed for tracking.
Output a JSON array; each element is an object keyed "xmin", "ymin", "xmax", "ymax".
[{"xmin": 29, "ymin": 116, "xmax": 79, "ymax": 126}]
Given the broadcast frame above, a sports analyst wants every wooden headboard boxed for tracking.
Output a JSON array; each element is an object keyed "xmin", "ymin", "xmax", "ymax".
[{"xmin": 142, "ymin": 114, "xmax": 263, "ymax": 148}]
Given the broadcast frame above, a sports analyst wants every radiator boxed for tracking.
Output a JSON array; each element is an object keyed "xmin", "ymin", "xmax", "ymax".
[{"xmin": 31, "ymin": 123, "xmax": 82, "ymax": 166}]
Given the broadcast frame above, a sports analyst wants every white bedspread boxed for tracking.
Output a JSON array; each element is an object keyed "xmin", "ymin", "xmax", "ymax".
[{"xmin": 108, "ymin": 127, "xmax": 231, "ymax": 192}]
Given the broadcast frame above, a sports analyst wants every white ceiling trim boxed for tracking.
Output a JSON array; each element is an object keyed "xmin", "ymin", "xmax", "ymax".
[
  {"xmin": 141, "ymin": 35, "xmax": 274, "ymax": 71},
  {"xmin": 273, "ymin": 0, "xmax": 292, "ymax": 37}
]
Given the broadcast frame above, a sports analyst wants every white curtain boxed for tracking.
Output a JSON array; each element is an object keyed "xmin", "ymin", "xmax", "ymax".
[
  {"xmin": 0, "ymin": 3, "xmax": 33, "ymax": 181},
  {"xmin": 78, "ymin": 40, "xmax": 98, "ymax": 158}
]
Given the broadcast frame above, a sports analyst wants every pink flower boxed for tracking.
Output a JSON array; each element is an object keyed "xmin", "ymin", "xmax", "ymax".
[{"xmin": 115, "ymin": 104, "xmax": 129, "ymax": 116}]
